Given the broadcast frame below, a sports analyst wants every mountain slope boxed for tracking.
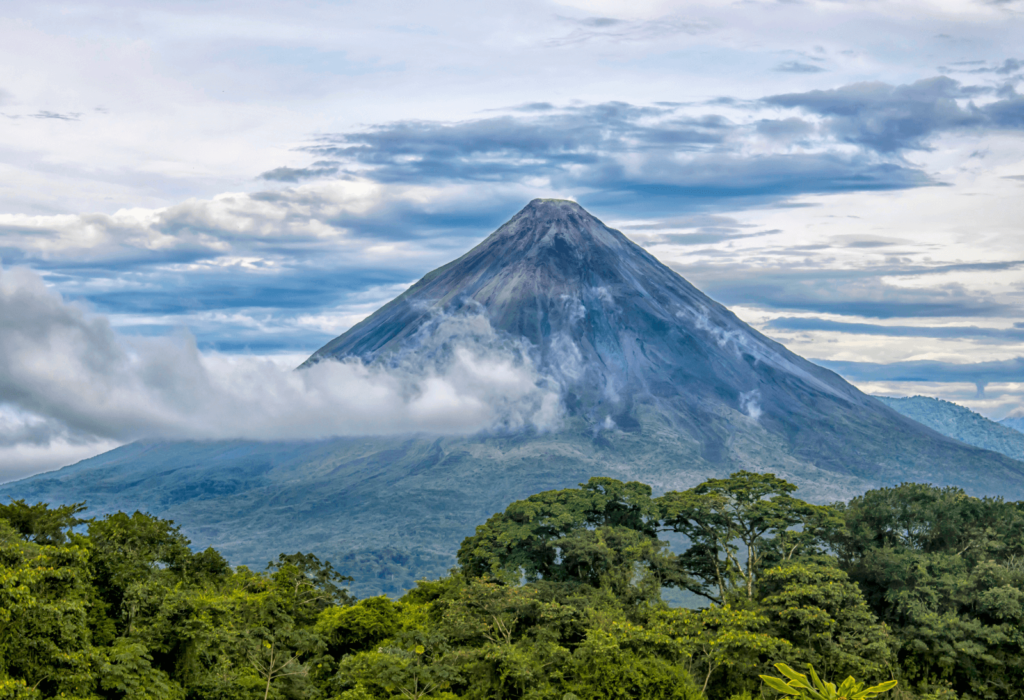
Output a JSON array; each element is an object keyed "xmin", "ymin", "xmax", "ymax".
[
  {"xmin": 303, "ymin": 199, "xmax": 1022, "ymax": 489},
  {"xmin": 4, "ymin": 199, "xmax": 1024, "ymax": 596},
  {"xmin": 877, "ymin": 396, "xmax": 1024, "ymax": 462},
  {"xmin": 1002, "ymin": 416, "xmax": 1024, "ymax": 434}
]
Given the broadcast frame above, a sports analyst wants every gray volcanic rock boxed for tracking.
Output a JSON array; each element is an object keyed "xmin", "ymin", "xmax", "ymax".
[{"xmin": 5, "ymin": 199, "xmax": 1024, "ymax": 597}]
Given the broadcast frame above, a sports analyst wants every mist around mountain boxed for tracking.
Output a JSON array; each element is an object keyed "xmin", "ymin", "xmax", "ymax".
[
  {"xmin": 877, "ymin": 396, "xmax": 1024, "ymax": 463},
  {"xmin": 4, "ymin": 199, "xmax": 1024, "ymax": 596}
]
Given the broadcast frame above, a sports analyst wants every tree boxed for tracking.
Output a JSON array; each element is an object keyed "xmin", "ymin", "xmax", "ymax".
[
  {"xmin": 457, "ymin": 477, "xmax": 691, "ymax": 604},
  {"xmin": 758, "ymin": 563, "xmax": 893, "ymax": 682},
  {"xmin": 567, "ymin": 627, "xmax": 703, "ymax": 700},
  {"xmin": 0, "ymin": 499, "xmax": 85, "ymax": 545},
  {"xmin": 267, "ymin": 551, "xmax": 355, "ymax": 616},
  {"xmin": 833, "ymin": 483, "xmax": 1024, "ymax": 567},
  {"xmin": 98, "ymin": 638, "xmax": 182, "ymax": 700},
  {"xmin": 0, "ymin": 520, "xmax": 95, "ymax": 697},
  {"xmin": 833, "ymin": 483, "xmax": 1024, "ymax": 698},
  {"xmin": 249, "ymin": 640, "xmax": 308, "ymax": 700},
  {"xmin": 315, "ymin": 595, "xmax": 401, "ymax": 657},
  {"xmin": 659, "ymin": 471, "xmax": 830, "ymax": 602},
  {"xmin": 433, "ymin": 576, "xmax": 577, "ymax": 699},
  {"xmin": 328, "ymin": 631, "xmax": 461, "ymax": 700},
  {"xmin": 658, "ymin": 604, "xmax": 790, "ymax": 695},
  {"xmin": 88, "ymin": 511, "xmax": 194, "ymax": 635}
]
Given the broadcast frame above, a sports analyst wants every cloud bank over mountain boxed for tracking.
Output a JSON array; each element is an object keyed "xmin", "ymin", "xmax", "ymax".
[{"xmin": 0, "ymin": 266, "xmax": 562, "ymax": 478}]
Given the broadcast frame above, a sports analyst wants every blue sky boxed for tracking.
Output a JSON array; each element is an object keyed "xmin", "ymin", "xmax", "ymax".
[{"xmin": 1, "ymin": 0, "xmax": 1023, "ymax": 477}]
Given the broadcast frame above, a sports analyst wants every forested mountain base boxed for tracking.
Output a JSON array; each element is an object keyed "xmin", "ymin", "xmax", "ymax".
[{"xmin": 2, "ymin": 474, "xmax": 1022, "ymax": 699}]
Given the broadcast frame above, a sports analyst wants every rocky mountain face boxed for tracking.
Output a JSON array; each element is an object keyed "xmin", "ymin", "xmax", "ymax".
[
  {"xmin": 878, "ymin": 396, "xmax": 1024, "ymax": 463},
  {"xmin": 304, "ymin": 199, "xmax": 1021, "ymax": 488},
  {"xmin": 5, "ymin": 199, "xmax": 1024, "ymax": 597}
]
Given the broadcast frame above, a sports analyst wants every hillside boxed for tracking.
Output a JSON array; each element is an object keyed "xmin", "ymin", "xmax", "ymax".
[
  {"xmin": 1001, "ymin": 415, "xmax": 1024, "ymax": 434},
  {"xmin": 877, "ymin": 396, "xmax": 1024, "ymax": 463}
]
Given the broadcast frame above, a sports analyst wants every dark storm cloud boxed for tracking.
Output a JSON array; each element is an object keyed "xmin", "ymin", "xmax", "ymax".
[
  {"xmin": 256, "ymin": 76, "xmax": 1024, "ymax": 215},
  {"xmin": 817, "ymin": 357, "xmax": 1024, "ymax": 385},
  {"xmin": 277, "ymin": 76, "xmax": 1024, "ymax": 198},
  {"xmin": 767, "ymin": 317, "xmax": 1024, "ymax": 343}
]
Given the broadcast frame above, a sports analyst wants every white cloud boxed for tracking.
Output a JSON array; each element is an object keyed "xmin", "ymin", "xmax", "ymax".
[{"xmin": 0, "ymin": 266, "xmax": 562, "ymax": 481}]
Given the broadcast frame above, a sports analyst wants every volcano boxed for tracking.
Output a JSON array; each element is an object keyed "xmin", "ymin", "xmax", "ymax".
[
  {"xmin": 5, "ymin": 199, "xmax": 1023, "ymax": 596},
  {"xmin": 302, "ymin": 199, "xmax": 1019, "ymax": 485}
]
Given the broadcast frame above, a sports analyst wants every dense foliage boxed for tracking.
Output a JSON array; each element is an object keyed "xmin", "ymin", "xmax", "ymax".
[{"xmin": 1, "ymin": 473, "xmax": 1021, "ymax": 699}]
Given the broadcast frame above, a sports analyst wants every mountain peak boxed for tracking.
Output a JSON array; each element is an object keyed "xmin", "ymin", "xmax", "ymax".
[
  {"xmin": 303, "ymin": 199, "xmax": 862, "ymax": 424},
  {"xmin": 486, "ymin": 198, "xmax": 629, "ymax": 257},
  {"xmin": 523, "ymin": 197, "xmax": 583, "ymax": 211},
  {"xmin": 516, "ymin": 198, "xmax": 591, "ymax": 223}
]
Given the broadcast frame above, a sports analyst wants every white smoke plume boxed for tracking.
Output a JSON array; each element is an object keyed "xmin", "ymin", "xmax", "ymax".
[
  {"xmin": 0, "ymin": 266, "xmax": 563, "ymax": 478},
  {"xmin": 739, "ymin": 389, "xmax": 763, "ymax": 421}
]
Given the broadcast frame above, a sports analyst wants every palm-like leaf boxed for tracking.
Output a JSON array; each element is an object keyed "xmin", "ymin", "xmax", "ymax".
[
  {"xmin": 760, "ymin": 675, "xmax": 801, "ymax": 695},
  {"xmin": 761, "ymin": 664, "xmax": 897, "ymax": 700},
  {"xmin": 852, "ymin": 680, "xmax": 898, "ymax": 699},
  {"xmin": 775, "ymin": 663, "xmax": 814, "ymax": 690}
]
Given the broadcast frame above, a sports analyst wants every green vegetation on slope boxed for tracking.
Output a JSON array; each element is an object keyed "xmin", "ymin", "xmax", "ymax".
[
  {"xmin": 877, "ymin": 396, "xmax": 1024, "ymax": 463},
  {"xmin": 2, "ymin": 473, "xmax": 1023, "ymax": 699}
]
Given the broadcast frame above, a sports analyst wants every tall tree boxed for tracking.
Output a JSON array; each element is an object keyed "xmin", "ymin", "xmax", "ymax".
[
  {"xmin": 457, "ymin": 477, "xmax": 692, "ymax": 605},
  {"xmin": 658, "ymin": 471, "xmax": 831, "ymax": 602}
]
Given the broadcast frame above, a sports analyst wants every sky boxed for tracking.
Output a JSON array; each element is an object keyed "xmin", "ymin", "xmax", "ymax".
[{"xmin": 1, "ymin": 0, "xmax": 1023, "ymax": 480}]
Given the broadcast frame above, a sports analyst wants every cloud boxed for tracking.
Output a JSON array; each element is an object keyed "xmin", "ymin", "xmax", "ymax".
[
  {"xmin": 547, "ymin": 14, "xmax": 710, "ymax": 47},
  {"xmin": 767, "ymin": 317, "xmax": 1024, "ymax": 342},
  {"xmin": 680, "ymin": 261, "xmax": 1021, "ymax": 318},
  {"xmin": 30, "ymin": 110, "xmax": 81, "ymax": 121},
  {"xmin": 764, "ymin": 77, "xmax": 987, "ymax": 152},
  {"xmin": 983, "ymin": 92, "xmax": 1024, "ymax": 128},
  {"xmin": 0, "ymin": 439, "xmax": 122, "ymax": 485},
  {"xmin": 296, "ymin": 101, "xmax": 933, "ymax": 215},
  {"xmin": 0, "ymin": 78, "xmax": 1019, "ymax": 358},
  {"xmin": 755, "ymin": 117, "xmax": 815, "ymax": 140},
  {"xmin": 259, "ymin": 161, "xmax": 341, "ymax": 182},
  {"xmin": 775, "ymin": 61, "xmax": 827, "ymax": 73},
  {"xmin": 0, "ymin": 180, "xmax": 550, "ymax": 352},
  {"xmin": 816, "ymin": 357, "xmax": 1024, "ymax": 385},
  {"xmin": 0, "ymin": 266, "xmax": 563, "ymax": 461},
  {"xmin": 763, "ymin": 76, "xmax": 1024, "ymax": 152},
  {"xmin": 995, "ymin": 58, "xmax": 1024, "ymax": 75}
]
